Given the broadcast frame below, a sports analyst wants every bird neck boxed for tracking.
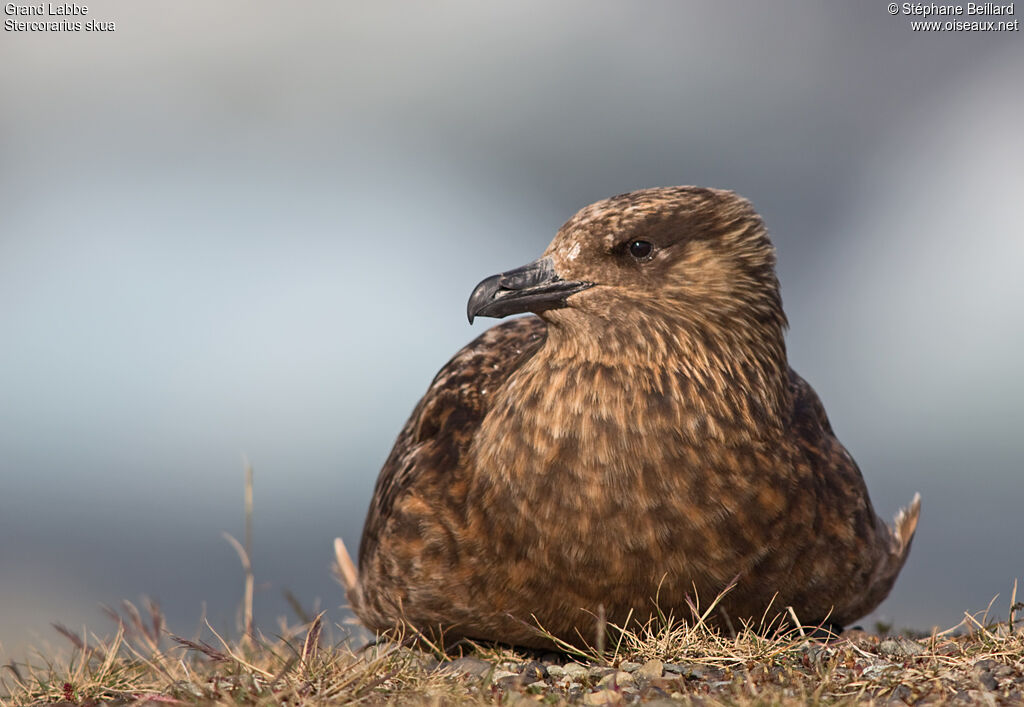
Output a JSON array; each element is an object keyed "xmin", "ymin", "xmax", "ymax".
[
  {"xmin": 469, "ymin": 316, "xmax": 791, "ymax": 492},
  {"xmin": 534, "ymin": 310, "xmax": 791, "ymax": 430}
]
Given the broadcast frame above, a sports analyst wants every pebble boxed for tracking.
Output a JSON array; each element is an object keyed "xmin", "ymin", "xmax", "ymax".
[
  {"xmin": 887, "ymin": 684, "xmax": 913, "ymax": 704},
  {"xmin": 879, "ymin": 636, "xmax": 925, "ymax": 658},
  {"xmin": 619, "ymin": 661, "xmax": 642, "ymax": 672},
  {"xmin": 636, "ymin": 659, "xmax": 664, "ymax": 679},
  {"xmin": 801, "ymin": 645, "xmax": 825, "ymax": 663},
  {"xmin": 546, "ymin": 664, "xmax": 566, "ymax": 679},
  {"xmin": 441, "ymin": 656, "xmax": 492, "ymax": 679},
  {"xmin": 972, "ymin": 659, "xmax": 997, "ymax": 673},
  {"xmin": 977, "ymin": 672, "xmax": 998, "ymax": 691},
  {"xmin": 563, "ymin": 662, "xmax": 588, "ymax": 679},
  {"xmin": 597, "ymin": 670, "xmax": 635, "ymax": 688},
  {"xmin": 519, "ymin": 660, "xmax": 548, "ymax": 683},
  {"xmin": 494, "ymin": 674, "xmax": 522, "ymax": 690},
  {"xmin": 664, "ymin": 662, "xmax": 707, "ymax": 679},
  {"xmin": 583, "ymin": 688, "xmax": 622, "ymax": 705}
]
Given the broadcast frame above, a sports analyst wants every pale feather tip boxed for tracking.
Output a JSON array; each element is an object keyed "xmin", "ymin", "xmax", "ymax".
[
  {"xmin": 333, "ymin": 537, "xmax": 360, "ymax": 606},
  {"xmin": 893, "ymin": 492, "xmax": 922, "ymax": 552}
]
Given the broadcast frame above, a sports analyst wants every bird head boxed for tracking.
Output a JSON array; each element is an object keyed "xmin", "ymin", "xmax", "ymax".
[{"xmin": 467, "ymin": 187, "xmax": 786, "ymax": 357}]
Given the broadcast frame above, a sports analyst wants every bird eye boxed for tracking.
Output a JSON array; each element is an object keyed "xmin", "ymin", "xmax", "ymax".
[{"xmin": 628, "ymin": 240, "xmax": 654, "ymax": 261}]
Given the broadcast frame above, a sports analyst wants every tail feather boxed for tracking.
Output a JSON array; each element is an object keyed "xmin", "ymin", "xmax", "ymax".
[
  {"xmin": 879, "ymin": 492, "xmax": 921, "ymax": 593},
  {"xmin": 879, "ymin": 492, "xmax": 921, "ymax": 586},
  {"xmin": 842, "ymin": 492, "xmax": 921, "ymax": 624},
  {"xmin": 333, "ymin": 537, "xmax": 362, "ymax": 610},
  {"xmin": 891, "ymin": 492, "xmax": 922, "ymax": 558}
]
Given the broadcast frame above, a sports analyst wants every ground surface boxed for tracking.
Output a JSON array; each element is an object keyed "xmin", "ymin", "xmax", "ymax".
[{"xmin": 3, "ymin": 601, "xmax": 1023, "ymax": 706}]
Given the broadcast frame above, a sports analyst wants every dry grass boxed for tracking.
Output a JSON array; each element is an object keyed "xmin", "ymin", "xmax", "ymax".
[
  {"xmin": 2, "ymin": 588, "xmax": 1023, "ymax": 706},
  {"xmin": 1, "ymin": 603, "xmax": 467, "ymax": 706}
]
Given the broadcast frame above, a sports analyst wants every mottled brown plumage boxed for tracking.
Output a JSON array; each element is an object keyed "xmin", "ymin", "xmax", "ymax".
[{"xmin": 342, "ymin": 186, "xmax": 920, "ymax": 649}]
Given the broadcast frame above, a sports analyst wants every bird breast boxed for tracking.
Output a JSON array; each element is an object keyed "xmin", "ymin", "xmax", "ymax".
[{"xmin": 463, "ymin": 346, "xmax": 775, "ymax": 569}]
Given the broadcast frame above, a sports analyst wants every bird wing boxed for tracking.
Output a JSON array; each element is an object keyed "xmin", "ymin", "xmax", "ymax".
[
  {"xmin": 787, "ymin": 367, "xmax": 837, "ymax": 441},
  {"xmin": 357, "ymin": 316, "xmax": 547, "ymax": 568},
  {"xmin": 786, "ymin": 367, "xmax": 920, "ymax": 623}
]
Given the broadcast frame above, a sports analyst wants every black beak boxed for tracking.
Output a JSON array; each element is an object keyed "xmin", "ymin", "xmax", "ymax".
[{"xmin": 466, "ymin": 257, "xmax": 594, "ymax": 323}]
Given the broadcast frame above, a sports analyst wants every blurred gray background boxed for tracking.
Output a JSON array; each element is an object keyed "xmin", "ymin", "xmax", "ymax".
[{"xmin": 2, "ymin": 2, "xmax": 1022, "ymax": 658}]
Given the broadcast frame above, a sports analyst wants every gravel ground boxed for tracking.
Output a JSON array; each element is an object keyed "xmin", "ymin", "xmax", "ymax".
[{"xmin": 380, "ymin": 628, "xmax": 1024, "ymax": 705}]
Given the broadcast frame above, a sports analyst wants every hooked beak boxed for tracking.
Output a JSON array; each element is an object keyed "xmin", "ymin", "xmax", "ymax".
[{"xmin": 466, "ymin": 257, "xmax": 594, "ymax": 323}]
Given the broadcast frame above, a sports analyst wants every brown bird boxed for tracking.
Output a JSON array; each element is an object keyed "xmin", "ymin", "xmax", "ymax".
[{"xmin": 336, "ymin": 186, "xmax": 920, "ymax": 649}]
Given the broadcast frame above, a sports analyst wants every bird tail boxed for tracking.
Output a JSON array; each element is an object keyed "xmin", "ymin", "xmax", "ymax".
[
  {"xmin": 890, "ymin": 492, "xmax": 922, "ymax": 560},
  {"xmin": 333, "ymin": 537, "xmax": 363, "ymax": 611},
  {"xmin": 871, "ymin": 493, "xmax": 922, "ymax": 610},
  {"xmin": 842, "ymin": 492, "xmax": 921, "ymax": 623},
  {"xmin": 879, "ymin": 492, "xmax": 921, "ymax": 587}
]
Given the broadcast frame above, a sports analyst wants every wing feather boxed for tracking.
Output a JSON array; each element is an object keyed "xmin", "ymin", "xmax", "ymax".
[{"xmin": 357, "ymin": 317, "xmax": 546, "ymax": 567}]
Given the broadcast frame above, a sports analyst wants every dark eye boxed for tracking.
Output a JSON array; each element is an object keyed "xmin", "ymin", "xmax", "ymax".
[{"xmin": 628, "ymin": 240, "xmax": 654, "ymax": 261}]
